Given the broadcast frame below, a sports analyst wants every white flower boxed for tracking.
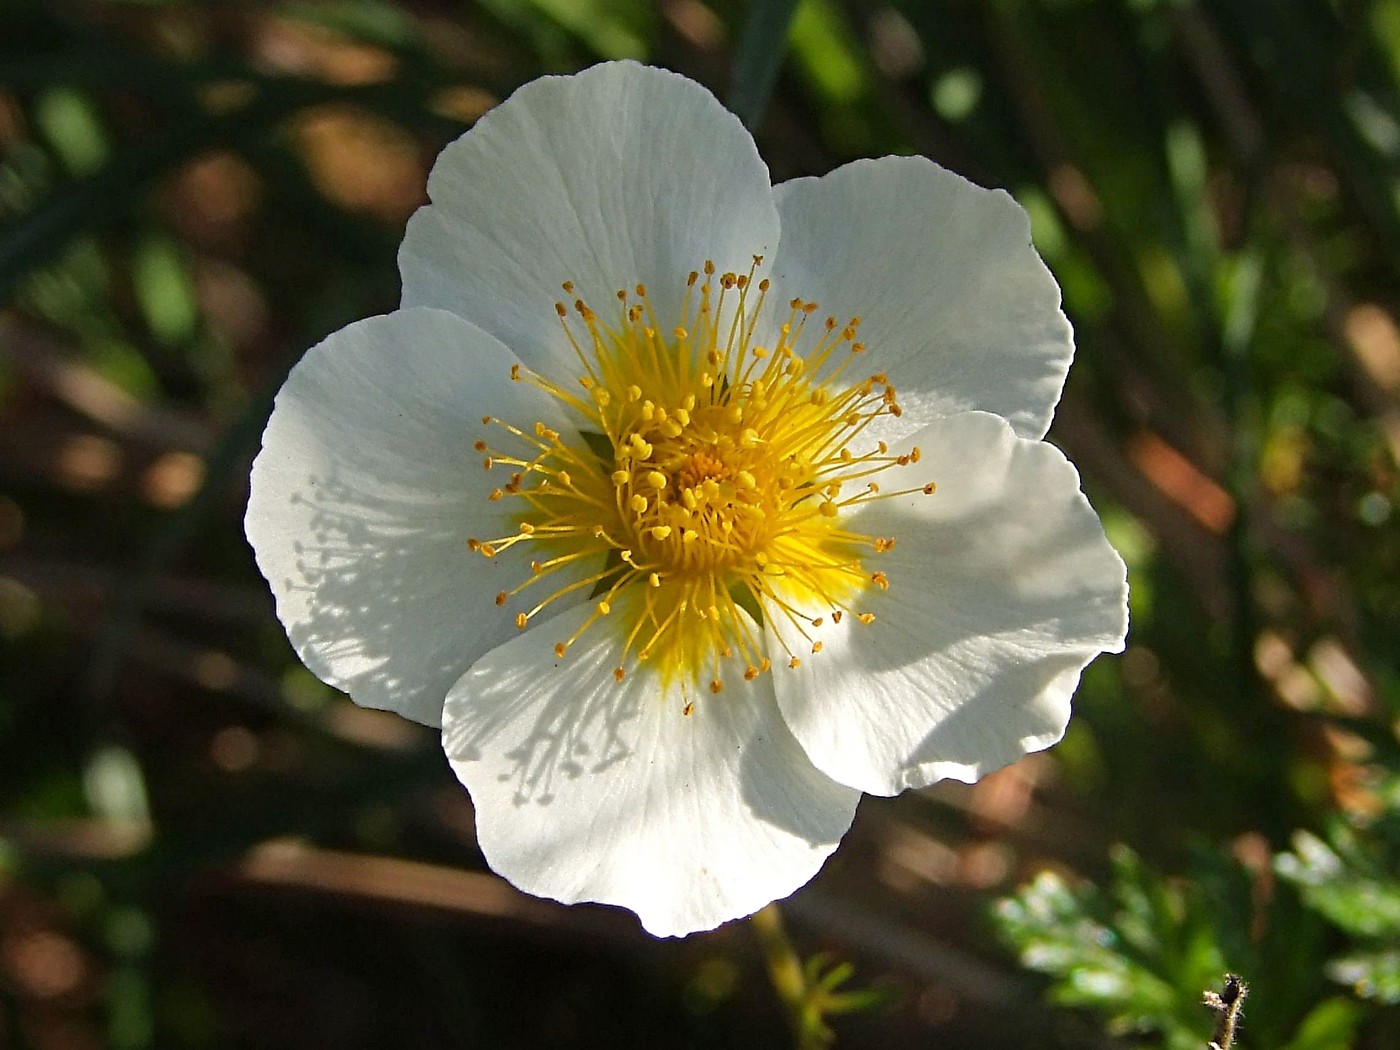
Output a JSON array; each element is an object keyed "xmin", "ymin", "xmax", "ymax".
[{"xmin": 246, "ymin": 61, "xmax": 1128, "ymax": 937}]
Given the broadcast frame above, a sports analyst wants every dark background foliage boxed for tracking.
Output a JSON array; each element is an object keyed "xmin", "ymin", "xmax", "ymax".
[{"xmin": 1, "ymin": 0, "xmax": 1398, "ymax": 1047}]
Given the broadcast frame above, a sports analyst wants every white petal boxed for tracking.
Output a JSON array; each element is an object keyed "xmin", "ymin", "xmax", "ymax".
[
  {"xmin": 766, "ymin": 411, "xmax": 1127, "ymax": 795},
  {"xmin": 246, "ymin": 308, "xmax": 595, "ymax": 727},
  {"xmin": 400, "ymin": 61, "xmax": 779, "ymax": 378},
  {"xmin": 769, "ymin": 156, "xmax": 1071, "ymax": 441},
  {"xmin": 442, "ymin": 595, "xmax": 860, "ymax": 937}
]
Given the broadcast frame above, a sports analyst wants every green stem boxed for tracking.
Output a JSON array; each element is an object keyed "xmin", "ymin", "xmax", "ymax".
[{"xmin": 749, "ymin": 903, "xmax": 826, "ymax": 1050}]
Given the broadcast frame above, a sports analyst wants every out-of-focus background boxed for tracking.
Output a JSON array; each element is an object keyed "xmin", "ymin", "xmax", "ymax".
[{"xmin": 2, "ymin": 1, "xmax": 1399, "ymax": 1047}]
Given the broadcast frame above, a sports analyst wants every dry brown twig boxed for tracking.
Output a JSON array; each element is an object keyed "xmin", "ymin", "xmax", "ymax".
[{"xmin": 1203, "ymin": 973, "xmax": 1249, "ymax": 1050}]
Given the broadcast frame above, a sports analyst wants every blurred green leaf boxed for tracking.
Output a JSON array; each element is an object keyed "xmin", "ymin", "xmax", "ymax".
[
  {"xmin": 132, "ymin": 234, "xmax": 200, "ymax": 347},
  {"xmin": 993, "ymin": 846, "xmax": 1334, "ymax": 1050},
  {"xmin": 993, "ymin": 855, "xmax": 1193, "ymax": 1043},
  {"xmin": 788, "ymin": 0, "xmax": 862, "ymax": 104},
  {"xmin": 1276, "ymin": 830, "xmax": 1400, "ymax": 939},
  {"xmin": 728, "ymin": 0, "xmax": 800, "ymax": 129},
  {"xmin": 1276, "ymin": 996, "xmax": 1366, "ymax": 1050},
  {"xmin": 33, "ymin": 86, "xmax": 108, "ymax": 176},
  {"xmin": 1327, "ymin": 950, "xmax": 1400, "ymax": 1005},
  {"xmin": 929, "ymin": 66, "xmax": 982, "ymax": 123},
  {"xmin": 82, "ymin": 746, "xmax": 150, "ymax": 823},
  {"xmin": 281, "ymin": 0, "xmax": 419, "ymax": 47},
  {"xmin": 107, "ymin": 964, "xmax": 154, "ymax": 1049}
]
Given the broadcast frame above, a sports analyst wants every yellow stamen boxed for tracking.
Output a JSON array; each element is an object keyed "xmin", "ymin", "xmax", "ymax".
[{"xmin": 468, "ymin": 260, "xmax": 934, "ymax": 694}]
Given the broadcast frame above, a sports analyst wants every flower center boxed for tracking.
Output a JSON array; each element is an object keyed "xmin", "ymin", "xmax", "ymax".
[{"xmin": 470, "ymin": 258, "xmax": 934, "ymax": 706}]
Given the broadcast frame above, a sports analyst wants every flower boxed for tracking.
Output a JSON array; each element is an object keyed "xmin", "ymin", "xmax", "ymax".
[{"xmin": 246, "ymin": 61, "xmax": 1128, "ymax": 937}]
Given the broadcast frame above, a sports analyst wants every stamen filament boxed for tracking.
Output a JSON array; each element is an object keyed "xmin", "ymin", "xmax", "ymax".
[{"xmin": 469, "ymin": 260, "xmax": 935, "ymax": 693}]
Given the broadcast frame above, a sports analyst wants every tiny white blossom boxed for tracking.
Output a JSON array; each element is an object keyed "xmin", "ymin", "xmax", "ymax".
[{"xmin": 246, "ymin": 62, "xmax": 1128, "ymax": 937}]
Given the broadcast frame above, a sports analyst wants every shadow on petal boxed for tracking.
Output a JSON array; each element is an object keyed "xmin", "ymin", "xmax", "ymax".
[
  {"xmin": 737, "ymin": 715, "xmax": 861, "ymax": 845},
  {"xmin": 900, "ymin": 651, "xmax": 1087, "ymax": 782},
  {"xmin": 280, "ymin": 465, "xmax": 495, "ymax": 717},
  {"xmin": 442, "ymin": 649, "xmax": 641, "ymax": 808}
]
